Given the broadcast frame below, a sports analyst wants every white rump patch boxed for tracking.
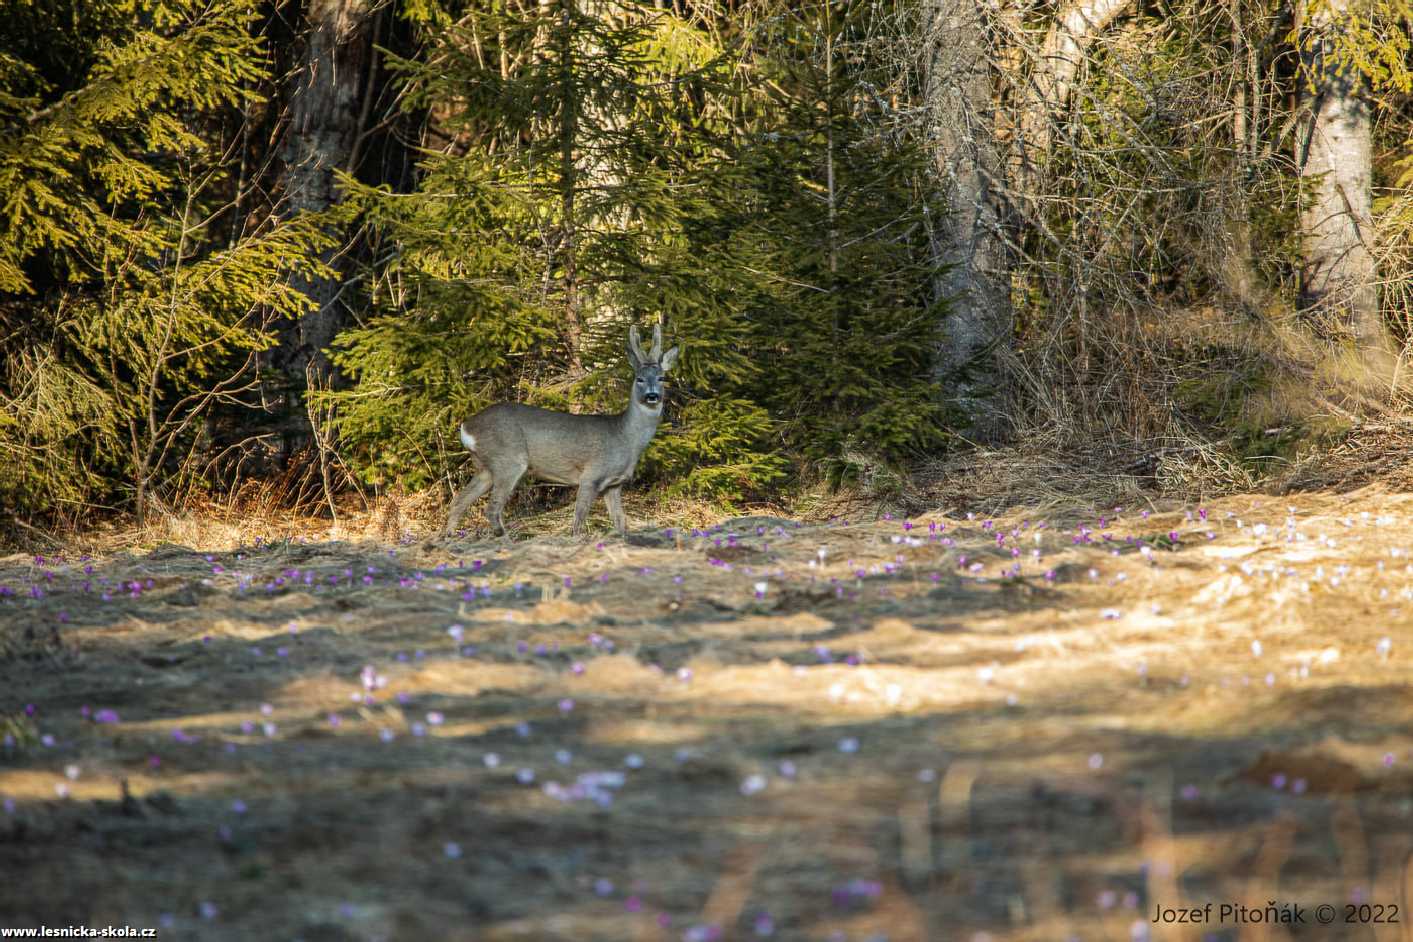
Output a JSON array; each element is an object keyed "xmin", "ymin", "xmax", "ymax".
[{"xmin": 459, "ymin": 428, "xmax": 477, "ymax": 451}]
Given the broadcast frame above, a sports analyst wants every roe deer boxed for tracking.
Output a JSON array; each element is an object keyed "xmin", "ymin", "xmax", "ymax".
[{"xmin": 439, "ymin": 324, "xmax": 680, "ymax": 538}]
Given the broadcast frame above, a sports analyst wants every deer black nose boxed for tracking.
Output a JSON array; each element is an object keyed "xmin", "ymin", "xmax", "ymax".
[{"xmin": 644, "ymin": 392, "xmax": 661, "ymax": 404}]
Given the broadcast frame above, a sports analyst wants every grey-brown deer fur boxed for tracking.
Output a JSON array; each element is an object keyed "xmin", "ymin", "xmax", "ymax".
[{"xmin": 439, "ymin": 324, "xmax": 680, "ymax": 538}]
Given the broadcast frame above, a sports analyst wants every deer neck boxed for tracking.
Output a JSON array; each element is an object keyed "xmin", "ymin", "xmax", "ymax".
[{"xmin": 618, "ymin": 399, "xmax": 663, "ymax": 455}]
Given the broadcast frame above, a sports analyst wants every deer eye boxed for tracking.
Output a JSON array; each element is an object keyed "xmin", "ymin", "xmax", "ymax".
[{"xmin": 636, "ymin": 378, "xmax": 645, "ymax": 384}]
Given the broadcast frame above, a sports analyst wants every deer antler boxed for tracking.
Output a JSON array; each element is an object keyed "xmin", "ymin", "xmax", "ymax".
[{"xmin": 649, "ymin": 324, "xmax": 663, "ymax": 362}]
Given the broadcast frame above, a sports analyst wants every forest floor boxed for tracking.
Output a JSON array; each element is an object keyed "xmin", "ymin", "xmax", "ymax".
[{"xmin": 4, "ymin": 487, "xmax": 1413, "ymax": 941}]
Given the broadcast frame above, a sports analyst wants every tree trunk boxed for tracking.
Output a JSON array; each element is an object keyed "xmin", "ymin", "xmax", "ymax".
[
  {"xmin": 1215, "ymin": 0, "xmax": 1267, "ymax": 318},
  {"xmin": 1013, "ymin": 0, "xmax": 1131, "ymax": 191},
  {"xmin": 558, "ymin": 0, "xmax": 584, "ymax": 375},
  {"xmin": 274, "ymin": 0, "xmax": 376, "ymax": 450},
  {"xmin": 924, "ymin": 0, "xmax": 1011, "ymax": 439},
  {"xmin": 1297, "ymin": 0, "xmax": 1386, "ymax": 365}
]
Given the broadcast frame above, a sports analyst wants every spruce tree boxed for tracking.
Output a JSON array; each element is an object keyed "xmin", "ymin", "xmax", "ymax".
[
  {"xmin": 329, "ymin": 0, "xmax": 777, "ymax": 493},
  {"xmin": 0, "ymin": 0, "xmax": 329, "ymax": 523},
  {"xmin": 329, "ymin": 0, "xmax": 949, "ymax": 507}
]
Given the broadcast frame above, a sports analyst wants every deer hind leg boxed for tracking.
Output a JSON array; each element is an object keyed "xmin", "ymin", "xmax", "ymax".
[
  {"xmin": 603, "ymin": 485, "xmax": 627, "ymax": 536},
  {"xmin": 485, "ymin": 460, "xmax": 527, "ymax": 536},
  {"xmin": 440, "ymin": 471, "xmax": 492, "ymax": 538}
]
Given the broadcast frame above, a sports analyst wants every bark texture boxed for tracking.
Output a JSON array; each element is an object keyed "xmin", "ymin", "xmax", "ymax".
[
  {"xmin": 1298, "ymin": 0, "xmax": 1384, "ymax": 361},
  {"xmin": 924, "ymin": 0, "xmax": 1011, "ymax": 438},
  {"xmin": 279, "ymin": 0, "xmax": 375, "ymax": 387}
]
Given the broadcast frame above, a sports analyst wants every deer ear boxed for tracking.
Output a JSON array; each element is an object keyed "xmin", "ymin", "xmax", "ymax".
[{"xmin": 660, "ymin": 345, "xmax": 680, "ymax": 373}]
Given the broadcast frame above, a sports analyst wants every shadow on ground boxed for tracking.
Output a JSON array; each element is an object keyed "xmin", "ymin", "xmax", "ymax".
[{"xmin": 4, "ymin": 493, "xmax": 1413, "ymax": 940}]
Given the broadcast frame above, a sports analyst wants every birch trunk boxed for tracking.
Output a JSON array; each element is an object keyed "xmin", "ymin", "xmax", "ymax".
[
  {"xmin": 1013, "ymin": 0, "xmax": 1131, "ymax": 190},
  {"xmin": 1297, "ymin": 0, "xmax": 1386, "ymax": 365}
]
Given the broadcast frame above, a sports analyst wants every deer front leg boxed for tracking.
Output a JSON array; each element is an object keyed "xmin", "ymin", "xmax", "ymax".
[
  {"xmin": 572, "ymin": 479, "xmax": 601, "ymax": 537},
  {"xmin": 603, "ymin": 485, "xmax": 627, "ymax": 536}
]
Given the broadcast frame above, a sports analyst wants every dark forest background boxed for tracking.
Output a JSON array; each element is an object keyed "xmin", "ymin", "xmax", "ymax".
[{"xmin": 2, "ymin": 0, "xmax": 1411, "ymax": 534}]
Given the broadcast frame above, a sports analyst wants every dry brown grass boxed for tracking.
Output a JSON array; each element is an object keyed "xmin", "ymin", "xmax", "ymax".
[
  {"xmin": 5, "ymin": 481, "xmax": 1413, "ymax": 939},
  {"xmin": 1275, "ymin": 419, "xmax": 1413, "ymax": 495}
]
